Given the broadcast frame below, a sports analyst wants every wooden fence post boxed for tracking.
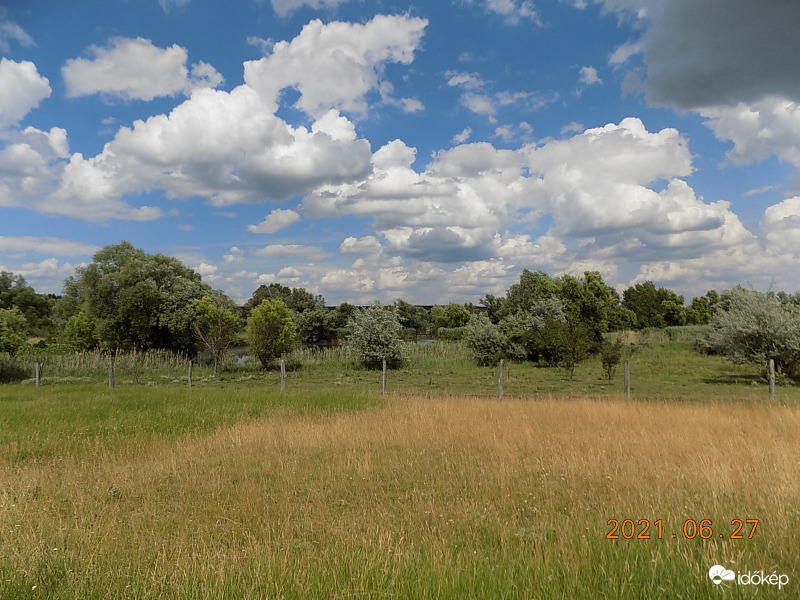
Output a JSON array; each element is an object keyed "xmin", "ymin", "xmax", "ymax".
[
  {"xmin": 382, "ymin": 359, "xmax": 387, "ymax": 395},
  {"xmin": 769, "ymin": 359, "xmax": 775, "ymax": 400},
  {"xmin": 499, "ymin": 359, "xmax": 504, "ymax": 399},
  {"xmin": 624, "ymin": 360, "xmax": 630, "ymax": 399},
  {"xmin": 35, "ymin": 362, "xmax": 41, "ymax": 387},
  {"xmin": 188, "ymin": 360, "xmax": 193, "ymax": 389},
  {"xmin": 280, "ymin": 357, "xmax": 286, "ymax": 391},
  {"xmin": 108, "ymin": 359, "xmax": 115, "ymax": 389}
]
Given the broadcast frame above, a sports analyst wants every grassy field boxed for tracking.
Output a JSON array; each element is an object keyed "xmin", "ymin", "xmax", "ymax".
[{"xmin": 1, "ymin": 339, "xmax": 799, "ymax": 598}]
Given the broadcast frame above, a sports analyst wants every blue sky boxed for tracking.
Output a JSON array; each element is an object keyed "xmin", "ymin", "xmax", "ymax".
[{"xmin": 1, "ymin": 0, "xmax": 798, "ymax": 304}]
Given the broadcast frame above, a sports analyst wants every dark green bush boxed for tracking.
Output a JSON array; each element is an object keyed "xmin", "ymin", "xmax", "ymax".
[{"xmin": 0, "ymin": 357, "xmax": 29, "ymax": 384}]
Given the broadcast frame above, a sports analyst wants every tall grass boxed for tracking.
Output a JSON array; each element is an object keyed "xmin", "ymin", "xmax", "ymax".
[{"xmin": 1, "ymin": 391, "xmax": 798, "ymax": 598}]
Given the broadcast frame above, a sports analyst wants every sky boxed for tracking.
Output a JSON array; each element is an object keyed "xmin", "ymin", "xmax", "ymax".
[{"xmin": 1, "ymin": 0, "xmax": 799, "ymax": 305}]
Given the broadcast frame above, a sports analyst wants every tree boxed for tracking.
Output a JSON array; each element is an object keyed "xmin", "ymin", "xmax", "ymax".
[
  {"xmin": 622, "ymin": 282, "xmax": 685, "ymax": 328},
  {"xmin": 63, "ymin": 242, "xmax": 210, "ymax": 352},
  {"xmin": 62, "ymin": 311, "xmax": 97, "ymax": 350},
  {"xmin": 0, "ymin": 271, "xmax": 54, "ymax": 334},
  {"xmin": 0, "ymin": 307, "xmax": 27, "ymax": 356},
  {"xmin": 599, "ymin": 337, "xmax": 624, "ymax": 381},
  {"xmin": 246, "ymin": 298, "xmax": 297, "ymax": 369},
  {"xmin": 694, "ymin": 287, "xmax": 800, "ymax": 379},
  {"xmin": 465, "ymin": 314, "xmax": 506, "ymax": 366},
  {"xmin": 245, "ymin": 283, "xmax": 319, "ymax": 316},
  {"xmin": 346, "ymin": 302, "xmax": 404, "ymax": 368},
  {"xmin": 479, "ymin": 293, "xmax": 505, "ymax": 323},
  {"xmin": 296, "ymin": 302, "xmax": 336, "ymax": 345},
  {"xmin": 192, "ymin": 296, "xmax": 241, "ymax": 375},
  {"xmin": 431, "ymin": 303, "xmax": 471, "ymax": 330},
  {"xmin": 394, "ymin": 299, "xmax": 430, "ymax": 335}
]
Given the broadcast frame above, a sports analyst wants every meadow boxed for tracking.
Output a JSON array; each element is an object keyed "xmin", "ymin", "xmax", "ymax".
[{"xmin": 1, "ymin": 337, "xmax": 799, "ymax": 598}]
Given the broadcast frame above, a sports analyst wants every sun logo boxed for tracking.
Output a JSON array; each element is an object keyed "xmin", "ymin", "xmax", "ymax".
[{"xmin": 709, "ymin": 565, "xmax": 736, "ymax": 588}]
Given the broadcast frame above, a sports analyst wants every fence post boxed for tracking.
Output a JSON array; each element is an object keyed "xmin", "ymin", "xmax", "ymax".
[
  {"xmin": 108, "ymin": 359, "xmax": 115, "ymax": 389},
  {"xmin": 382, "ymin": 359, "xmax": 387, "ymax": 396},
  {"xmin": 769, "ymin": 359, "xmax": 775, "ymax": 400},
  {"xmin": 499, "ymin": 359, "xmax": 504, "ymax": 399},
  {"xmin": 280, "ymin": 357, "xmax": 286, "ymax": 391},
  {"xmin": 624, "ymin": 360, "xmax": 630, "ymax": 399},
  {"xmin": 35, "ymin": 362, "xmax": 41, "ymax": 387},
  {"xmin": 188, "ymin": 359, "xmax": 193, "ymax": 389}
]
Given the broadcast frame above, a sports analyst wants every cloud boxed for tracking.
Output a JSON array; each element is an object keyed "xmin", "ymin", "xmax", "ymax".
[
  {"xmin": 243, "ymin": 15, "xmax": 427, "ymax": 118},
  {"xmin": 6, "ymin": 258, "xmax": 83, "ymax": 294},
  {"xmin": 482, "ymin": 0, "xmax": 542, "ymax": 25},
  {"xmin": 248, "ymin": 208, "xmax": 301, "ymax": 233},
  {"xmin": 270, "ymin": 0, "xmax": 351, "ymax": 17},
  {"xmin": 255, "ymin": 244, "xmax": 332, "ymax": 260},
  {"xmin": 761, "ymin": 196, "xmax": 800, "ymax": 254},
  {"xmin": 0, "ymin": 59, "xmax": 51, "ymax": 131},
  {"xmin": 223, "ymin": 247, "xmax": 245, "ymax": 263},
  {"xmin": 0, "ymin": 11, "xmax": 35, "ymax": 52},
  {"xmin": 453, "ymin": 128, "xmax": 472, "ymax": 144},
  {"xmin": 579, "ymin": 66, "xmax": 602, "ymax": 86},
  {"xmin": 700, "ymin": 96, "xmax": 800, "ymax": 169},
  {"xmin": 603, "ymin": 0, "xmax": 800, "ymax": 110},
  {"xmin": 158, "ymin": 0, "xmax": 191, "ymax": 13},
  {"xmin": 446, "ymin": 71, "xmax": 485, "ymax": 90},
  {"xmin": 0, "ymin": 235, "xmax": 99, "ymax": 257},
  {"xmin": 62, "ymin": 37, "xmax": 223, "ymax": 101},
  {"xmin": 339, "ymin": 235, "xmax": 383, "ymax": 254}
]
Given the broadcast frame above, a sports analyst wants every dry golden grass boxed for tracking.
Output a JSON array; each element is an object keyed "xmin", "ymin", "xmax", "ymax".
[{"xmin": 2, "ymin": 394, "xmax": 799, "ymax": 598}]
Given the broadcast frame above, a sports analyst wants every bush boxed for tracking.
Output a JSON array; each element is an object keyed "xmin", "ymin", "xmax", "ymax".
[
  {"xmin": 346, "ymin": 302, "xmax": 405, "ymax": 369},
  {"xmin": 694, "ymin": 287, "xmax": 800, "ymax": 379},
  {"xmin": 465, "ymin": 314, "xmax": 506, "ymax": 366},
  {"xmin": 0, "ymin": 357, "xmax": 28, "ymax": 384},
  {"xmin": 599, "ymin": 338, "xmax": 624, "ymax": 381},
  {"xmin": 436, "ymin": 326, "xmax": 467, "ymax": 341},
  {"xmin": 246, "ymin": 299, "xmax": 297, "ymax": 369}
]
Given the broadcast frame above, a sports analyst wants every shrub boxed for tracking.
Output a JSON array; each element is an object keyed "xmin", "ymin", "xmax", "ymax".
[
  {"xmin": 464, "ymin": 314, "xmax": 506, "ymax": 366},
  {"xmin": 246, "ymin": 299, "xmax": 297, "ymax": 369},
  {"xmin": 346, "ymin": 302, "xmax": 405, "ymax": 369},
  {"xmin": 0, "ymin": 357, "xmax": 28, "ymax": 384},
  {"xmin": 436, "ymin": 326, "xmax": 467, "ymax": 340},
  {"xmin": 599, "ymin": 337, "xmax": 624, "ymax": 381},
  {"xmin": 694, "ymin": 287, "xmax": 800, "ymax": 379}
]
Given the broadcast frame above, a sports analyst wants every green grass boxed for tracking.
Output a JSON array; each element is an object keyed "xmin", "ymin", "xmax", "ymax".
[
  {"xmin": 8, "ymin": 338, "xmax": 798, "ymax": 404},
  {"xmin": 1, "ymin": 338, "xmax": 799, "ymax": 597}
]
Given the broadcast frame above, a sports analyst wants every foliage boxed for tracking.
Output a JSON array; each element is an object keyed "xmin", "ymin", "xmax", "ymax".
[
  {"xmin": 694, "ymin": 287, "xmax": 800, "ymax": 378},
  {"xmin": 435, "ymin": 326, "xmax": 467, "ymax": 341},
  {"xmin": 465, "ymin": 314, "xmax": 506, "ymax": 366},
  {"xmin": 245, "ymin": 283, "xmax": 319, "ymax": 316},
  {"xmin": 0, "ymin": 271, "xmax": 54, "ymax": 334},
  {"xmin": 330, "ymin": 302, "xmax": 357, "ymax": 330},
  {"xmin": 0, "ymin": 356, "xmax": 28, "ymax": 383},
  {"xmin": 0, "ymin": 307, "xmax": 28, "ymax": 357},
  {"xmin": 63, "ymin": 242, "xmax": 210, "ymax": 352},
  {"xmin": 61, "ymin": 311, "xmax": 98, "ymax": 351},
  {"xmin": 192, "ymin": 296, "xmax": 241, "ymax": 374},
  {"xmin": 621, "ymin": 281, "xmax": 686, "ymax": 329},
  {"xmin": 499, "ymin": 298, "xmax": 567, "ymax": 362},
  {"xmin": 296, "ymin": 302, "xmax": 336, "ymax": 345},
  {"xmin": 246, "ymin": 298, "xmax": 297, "ymax": 369},
  {"xmin": 430, "ymin": 303, "xmax": 472, "ymax": 331},
  {"xmin": 346, "ymin": 301, "xmax": 405, "ymax": 368},
  {"xmin": 609, "ymin": 306, "xmax": 638, "ymax": 331},
  {"xmin": 599, "ymin": 337, "xmax": 624, "ymax": 381},
  {"xmin": 479, "ymin": 293, "xmax": 505, "ymax": 323},
  {"xmin": 394, "ymin": 299, "xmax": 430, "ymax": 334}
]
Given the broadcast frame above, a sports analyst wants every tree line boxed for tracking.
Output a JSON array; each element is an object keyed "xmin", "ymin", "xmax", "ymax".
[{"xmin": 2, "ymin": 241, "xmax": 799, "ymax": 382}]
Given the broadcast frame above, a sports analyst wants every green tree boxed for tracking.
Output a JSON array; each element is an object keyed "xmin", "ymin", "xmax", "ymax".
[
  {"xmin": 465, "ymin": 314, "xmax": 506, "ymax": 366},
  {"xmin": 62, "ymin": 311, "xmax": 97, "ymax": 350},
  {"xmin": 245, "ymin": 283, "xmax": 319, "ymax": 316},
  {"xmin": 0, "ymin": 271, "xmax": 54, "ymax": 334},
  {"xmin": 394, "ymin": 299, "xmax": 430, "ymax": 335},
  {"xmin": 64, "ymin": 242, "xmax": 210, "ymax": 352},
  {"xmin": 431, "ymin": 303, "xmax": 471, "ymax": 331},
  {"xmin": 246, "ymin": 298, "xmax": 297, "ymax": 369},
  {"xmin": 694, "ymin": 287, "xmax": 800, "ymax": 379},
  {"xmin": 0, "ymin": 307, "xmax": 28, "ymax": 356},
  {"xmin": 346, "ymin": 302, "xmax": 404, "ymax": 368},
  {"xmin": 296, "ymin": 302, "xmax": 336, "ymax": 346},
  {"xmin": 192, "ymin": 296, "xmax": 241, "ymax": 375},
  {"xmin": 622, "ymin": 282, "xmax": 686, "ymax": 329}
]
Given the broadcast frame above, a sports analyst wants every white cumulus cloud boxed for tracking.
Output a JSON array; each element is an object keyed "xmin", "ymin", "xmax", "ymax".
[
  {"xmin": 0, "ymin": 59, "xmax": 51, "ymax": 131},
  {"xmin": 248, "ymin": 208, "xmax": 301, "ymax": 233},
  {"xmin": 62, "ymin": 37, "xmax": 223, "ymax": 101}
]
